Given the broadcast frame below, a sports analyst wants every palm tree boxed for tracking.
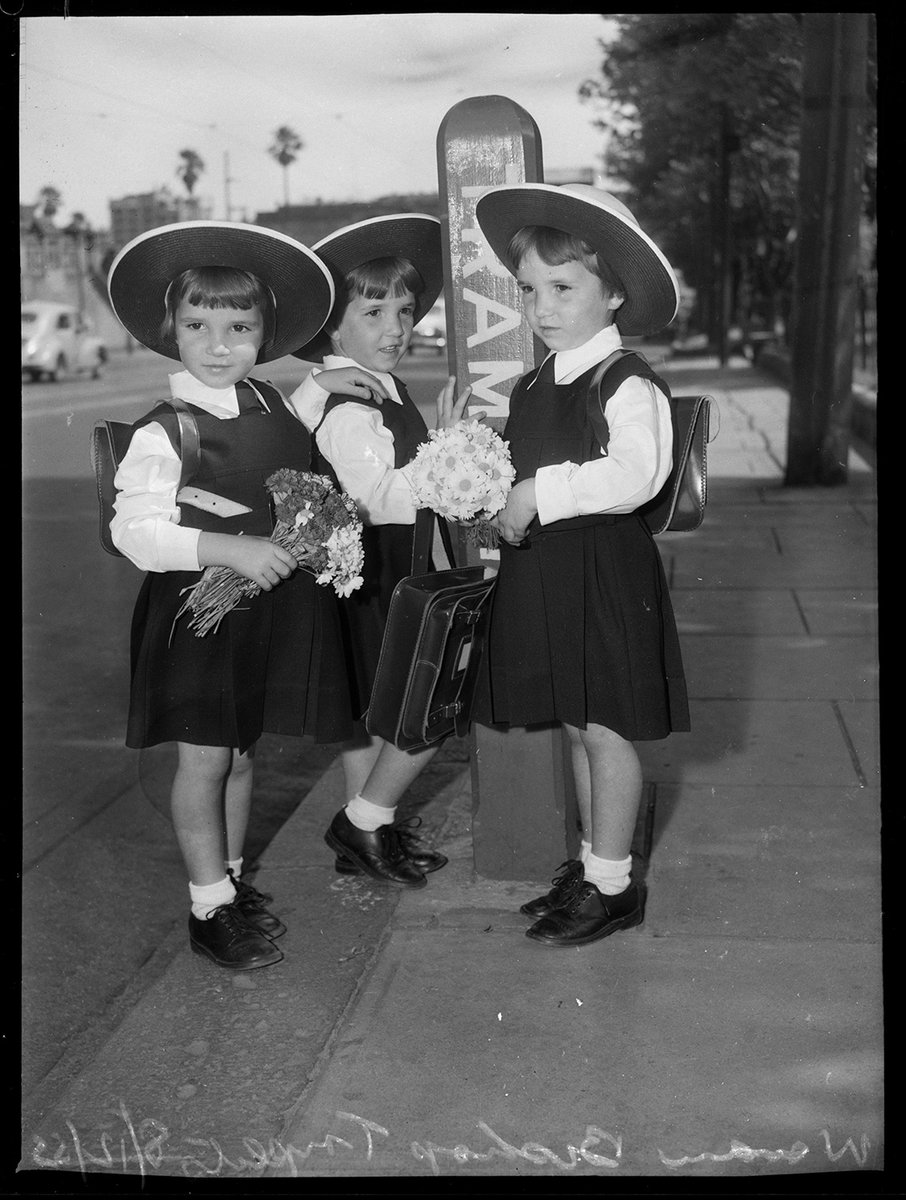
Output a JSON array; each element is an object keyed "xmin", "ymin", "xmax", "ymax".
[
  {"xmin": 37, "ymin": 185, "xmax": 62, "ymax": 219},
  {"xmin": 268, "ymin": 126, "xmax": 304, "ymax": 208},
  {"xmin": 177, "ymin": 149, "xmax": 205, "ymax": 196}
]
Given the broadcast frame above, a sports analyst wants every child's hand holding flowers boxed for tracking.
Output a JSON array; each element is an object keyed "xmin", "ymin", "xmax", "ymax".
[
  {"xmin": 407, "ymin": 418, "xmax": 516, "ymax": 549},
  {"xmin": 490, "ymin": 477, "xmax": 538, "ymax": 546},
  {"xmin": 175, "ymin": 470, "xmax": 364, "ymax": 637}
]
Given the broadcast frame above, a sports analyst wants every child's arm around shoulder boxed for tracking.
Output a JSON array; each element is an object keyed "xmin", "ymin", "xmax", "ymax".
[{"xmin": 288, "ymin": 364, "xmax": 390, "ymax": 430}]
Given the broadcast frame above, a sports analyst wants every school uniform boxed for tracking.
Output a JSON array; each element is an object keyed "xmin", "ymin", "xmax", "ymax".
[
  {"xmin": 291, "ymin": 355, "xmax": 428, "ymax": 719},
  {"xmin": 112, "ymin": 370, "xmax": 354, "ymax": 753},
  {"xmin": 474, "ymin": 326, "xmax": 690, "ymax": 740}
]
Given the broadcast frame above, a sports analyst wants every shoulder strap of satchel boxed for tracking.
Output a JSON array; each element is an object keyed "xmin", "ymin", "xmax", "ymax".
[
  {"xmin": 165, "ymin": 397, "xmax": 201, "ymax": 488},
  {"xmin": 586, "ymin": 348, "xmax": 649, "ymax": 456}
]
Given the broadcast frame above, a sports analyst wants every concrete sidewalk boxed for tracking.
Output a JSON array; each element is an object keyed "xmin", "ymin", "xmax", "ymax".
[{"xmin": 20, "ymin": 357, "xmax": 882, "ymax": 1183}]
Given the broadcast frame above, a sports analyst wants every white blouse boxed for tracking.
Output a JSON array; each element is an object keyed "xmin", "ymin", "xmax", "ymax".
[
  {"xmin": 288, "ymin": 355, "xmax": 419, "ymax": 526},
  {"xmin": 110, "ymin": 370, "xmax": 287, "ymax": 573},
  {"xmin": 531, "ymin": 325, "xmax": 674, "ymax": 525}
]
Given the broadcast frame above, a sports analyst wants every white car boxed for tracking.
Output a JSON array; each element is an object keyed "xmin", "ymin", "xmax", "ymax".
[{"xmin": 22, "ymin": 301, "xmax": 108, "ymax": 382}]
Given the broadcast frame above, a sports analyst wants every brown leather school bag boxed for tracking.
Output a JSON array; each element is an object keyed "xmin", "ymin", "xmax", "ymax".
[
  {"xmin": 90, "ymin": 399, "xmax": 200, "ymax": 557},
  {"xmin": 366, "ymin": 510, "xmax": 497, "ymax": 752},
  {"xmin": 588, "ymin": 349, "xmax": 714, "ymax": 534}
]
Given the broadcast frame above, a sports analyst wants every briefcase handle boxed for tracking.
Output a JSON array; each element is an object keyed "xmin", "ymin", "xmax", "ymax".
[{"xmin": 410, "ymin": 509, "xmax": 457, "ymax": 577}]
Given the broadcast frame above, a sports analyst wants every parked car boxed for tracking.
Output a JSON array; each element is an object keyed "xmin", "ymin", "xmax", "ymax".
[
  {"xmin": 408, "ymin": 301, "xmax": 447, "ymax": 355},
  {"xmin": 21, "ymin": 301, "xmax": 108, "ymax": 382}
]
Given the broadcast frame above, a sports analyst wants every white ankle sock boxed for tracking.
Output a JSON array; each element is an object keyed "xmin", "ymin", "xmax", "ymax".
[
  {"xmin": 225, "ymin": 857, "xmax": 243, "ymax": 878},
  {"xmin": 189, "ymin": 875, "xmax": 237, "ymax": 920},
  {"xmin": 579, "ymin": 840, "xmax": 592, "ymax": 863},
  {"xmin": 345, "ymin": 794, "xmax": 396, "ymax": 832},
  {"xmin": 583, "ymin": 853, "xmax": 632, "ymax": 896}
]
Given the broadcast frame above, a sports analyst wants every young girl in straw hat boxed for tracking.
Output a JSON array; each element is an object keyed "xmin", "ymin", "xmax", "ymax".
[
  {"xmin": 287, "ymin": 213, "xmax": 471, "ymax": 890},
  {"xmin": 473, "ymin": 183, "xmax": 691, "ymax": 947},
  {"xmin": 107, "ymin": 221, "xmax": 355, "ymax": 971}
]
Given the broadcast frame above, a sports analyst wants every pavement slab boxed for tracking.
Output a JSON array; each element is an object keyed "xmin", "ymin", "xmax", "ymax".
[
  {"xmin": 269, "ymin": 927, "xmax": 881, "ymax": 1180},
  {"xmin": 636, "ymin": 699, "xmax": 868, "ymax": 787}
]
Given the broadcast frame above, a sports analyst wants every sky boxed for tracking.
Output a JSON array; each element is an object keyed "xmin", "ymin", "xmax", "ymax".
[{"xmin": 19, "ymin": 13, "xmax": 616, "ymax": 231}]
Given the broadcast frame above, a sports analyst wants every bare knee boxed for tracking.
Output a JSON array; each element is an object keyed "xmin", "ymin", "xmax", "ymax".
[
  {"xmin": 564, "ymin": 721, "xmax": 625, "ymax": 754},
  {"xmin": 176, "ymin": 743, "xmax": 233, "ymax": 787}
]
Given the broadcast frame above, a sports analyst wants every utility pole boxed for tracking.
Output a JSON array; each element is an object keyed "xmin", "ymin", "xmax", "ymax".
[
  {"xmin": 223, "ymin": 152, "xmax": 235, "ymax": 223},
  {"xmin": 785, "ymin": 12, "xmax": 869, "ymax": 485}
]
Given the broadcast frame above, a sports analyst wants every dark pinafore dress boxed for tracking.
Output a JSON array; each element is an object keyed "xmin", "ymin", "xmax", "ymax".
[
  {"xmin": 474, "ymin": 354, "xmax": 690, "ymax": 741},
  {"xmin": 125, "ymin": 378, "xmax": 354, "ymax": 754},
  {"xmin": 312, "ymin": 378, "xmax": 429, "ymax": 721}
]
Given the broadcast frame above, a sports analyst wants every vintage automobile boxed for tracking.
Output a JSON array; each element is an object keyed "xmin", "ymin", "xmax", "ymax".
[{"xmin": 21, "ymin": 301, "xmax": 109, "ymax": 382}]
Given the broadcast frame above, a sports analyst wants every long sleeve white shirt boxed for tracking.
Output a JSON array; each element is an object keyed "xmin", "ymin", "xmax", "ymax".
[
  {"xmin": 532, "ymin": 325, "xmax": 673, "ymax": 525},
  {"xmin": 110, "ymin": 370, "xmax": 286, "ymax": 573},
  {"xmin": 288, "ymin": 354, "xmax": 419, "ymax": 526}
]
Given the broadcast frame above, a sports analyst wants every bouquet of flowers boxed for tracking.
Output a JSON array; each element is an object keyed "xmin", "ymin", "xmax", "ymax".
[
  {"xmin": 407, "ymin": 418, "xmax": 516, "ymax": 549},
  {"xmin": 174, "ymin": 469, "xmax": 364, "ymax": 637}
]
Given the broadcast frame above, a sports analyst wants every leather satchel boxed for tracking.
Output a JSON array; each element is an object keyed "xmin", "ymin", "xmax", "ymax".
[
  {"xmin": 587, "ymin": 350, "xmax": 714, "ymax": 534},
  {"xmin": 90, "ymin": 399, "xmax": 200, "ymax": 557},
  {"xmin": 365, "ymin": 510, "xmax": 497, "ymax": 751}
]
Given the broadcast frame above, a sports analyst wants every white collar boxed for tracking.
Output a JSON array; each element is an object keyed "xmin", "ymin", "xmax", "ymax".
[
  {"xmin": 321, "ymin": 354, "xmax": 403, "ymax": 405},
  {"xmin": 168, "ymin": 369, "xmax": 242, "ymax": 412},
  {"xmin": 534, "ymin": 325, "xmax": 623, "ymax": 387}
]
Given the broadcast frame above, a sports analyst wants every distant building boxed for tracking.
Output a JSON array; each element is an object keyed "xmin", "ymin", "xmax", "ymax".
[
  {"xmin": 255, "ymin": 194, "xmax": 441, "ymax": 248},
  {"xmin": 109, "ymin": 188, "xmax": 212, "ymax": 249},
  {"xmin": 20, "ymin": 205, "xmax": 122, "ymax": 342},
  {"xmin": 544, "ymin": 166, "xmax": 598, "ymax": 186}
]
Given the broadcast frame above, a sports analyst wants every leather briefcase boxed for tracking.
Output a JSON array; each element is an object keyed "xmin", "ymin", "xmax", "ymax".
[{"xmin": 365, "ymin": 511, "xmax": 497, "ymax": 751}]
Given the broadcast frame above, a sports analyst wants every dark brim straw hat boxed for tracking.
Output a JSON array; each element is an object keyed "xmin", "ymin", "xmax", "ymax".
[
  {"xmin": 107, "ymin": 220, "xmax": 335, "ymax": 362},
  {"xmin": 294, "ymin": 213, "xmax": 444, "ymax": 361},
  {"xmin": 475, "ymin": 183, "xmax": 679, "ymax": 337}
]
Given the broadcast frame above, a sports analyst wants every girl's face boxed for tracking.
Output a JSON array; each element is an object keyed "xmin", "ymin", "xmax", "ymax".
[
  {"xmin": 515, "ymin": 249, "xmax": 623, "ymax": 351},
  {"xmin": 330, "ymin": 290, "xmax": 416, "ymax": 373},
  {"xmin": 175, "ymin": 299, "xmax": 265, "ymax": 389}
]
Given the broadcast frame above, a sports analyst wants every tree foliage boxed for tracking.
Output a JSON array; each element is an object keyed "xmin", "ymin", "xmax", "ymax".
[
  {"xmin": 580, "ymin": 14, "xmax": 807, "ymax": 332},
  {"xmin": 37, "ymin": 185, "xmax": 62, "ymax": 219},
  {"xmin": 177, "ymin": 149, "xmax": 205, "ymax": 196},
  {"xmin": 268, "ymin": 126, "xmax": 304, "ymax": 168},
  {"xmin": 268, "ymin": 126, "xmax": 304, "ymax": 207}
]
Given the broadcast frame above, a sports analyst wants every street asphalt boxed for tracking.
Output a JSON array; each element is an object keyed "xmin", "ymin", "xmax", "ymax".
[{"xmin": 18, "ymin": 352, "xmax": 883, "ymax": 1187}]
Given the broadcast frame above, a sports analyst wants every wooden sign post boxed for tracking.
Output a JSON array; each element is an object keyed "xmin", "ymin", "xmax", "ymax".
[{"xmin": 437, "ymin": 96, "xmax": 578, "ymax": 879}]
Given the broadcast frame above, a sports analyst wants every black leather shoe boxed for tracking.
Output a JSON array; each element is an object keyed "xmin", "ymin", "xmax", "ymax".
[
  {"xmin": 227, "ymin": 869, "xmax": 287, "ymax": 939},
  {"xmin": 189, "ymin": 903, "xmax": 284, "ymax": 969},
  {"xmin": 324, "ymin": 809, "xmax": 427, "ymax": 888},
  {"xmin": 520, "ymin": 859, "xmax": 585, "ymax": 917},
  {"xmin": 525, "ymin": 881, "xmax": 645, "ymax": 947},
  {"xmin": 334, "ymin": 816, "xmax": 448, "ymax": 876}
]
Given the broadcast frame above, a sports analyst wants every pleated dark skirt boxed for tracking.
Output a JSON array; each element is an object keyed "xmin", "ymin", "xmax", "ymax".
[
  {"xmin": 473, "ymin": 514, "xmax": 690, "ymax": 740},
  {"xmin": 126, "ymin": 566, "xmax": 354, "ymax": 754}
]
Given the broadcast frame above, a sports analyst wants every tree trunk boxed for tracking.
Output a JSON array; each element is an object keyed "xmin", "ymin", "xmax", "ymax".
[{"xmin": 785, "ymin": 13, "xmax": 869, "ymax": 485}]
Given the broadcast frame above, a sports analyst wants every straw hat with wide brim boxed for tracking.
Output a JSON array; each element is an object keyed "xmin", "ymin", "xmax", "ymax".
[
  {"xmin": 107, "ymin": 220, "xmax": 335, "ymax": 362},
  {"xmin": 293, "ymin": 213, "xmax": 444, "ymax": 361},
  {"xmin": 475, "ymin": 184, "xmax": 679, "ymax": 337}
]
